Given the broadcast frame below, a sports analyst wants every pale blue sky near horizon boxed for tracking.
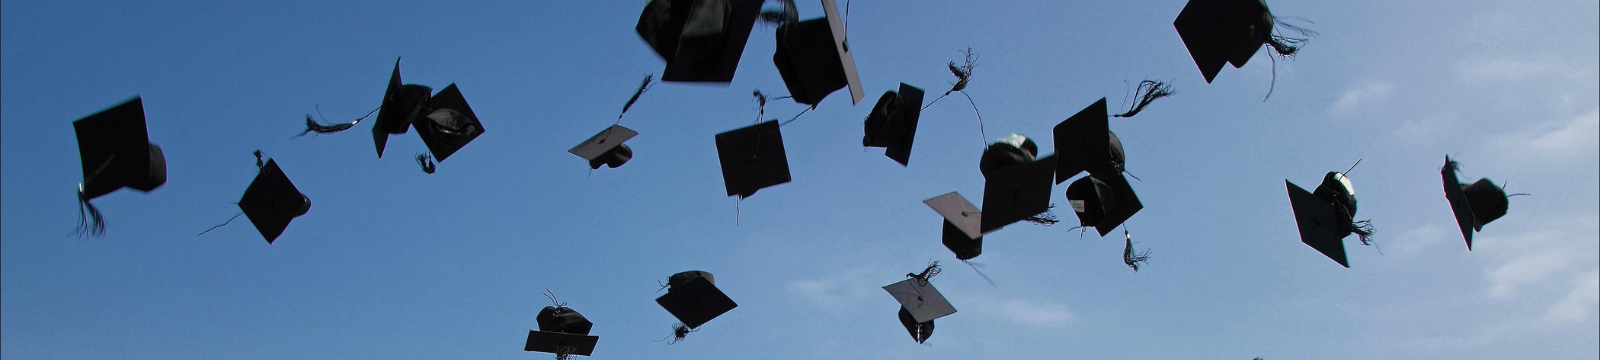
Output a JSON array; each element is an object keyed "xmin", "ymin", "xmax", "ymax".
[{"xmin": 3, "ymin": 0, "xmax": 1597, "ymax": 359}]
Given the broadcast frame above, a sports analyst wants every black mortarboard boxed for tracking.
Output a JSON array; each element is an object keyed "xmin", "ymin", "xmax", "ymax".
[
  {"xmin": 978, "ymin": 134, "xmax": 1040, "ymax": 176},
  {"xmin": 925, "ymin": 192, "xmax": 984, "ymax": 260},
  {"xmin": 637, "ymin": 0, "xmax": 766, "ymax": 83},
  {"xmin": 526, "ymin": 305, "xmax": 599, "ymax": 357},
  {"xmin": 980, "ymin": 154, "xmax": 1058, "ymax": 233},
  {"xmin": 373, "ymin": 58, "xmax": 432, "ymax": 158},
  {"xmin": 897, "ymin": 307, "xmax": 934, "ymax": 344},
  {"xmin": 863, "ymin": 83, "xmax": 925, "ymax": 166},
  {"xmin": 714, "ymin": 120, "xmax": 791, "ymax": 198},
  {"xmin": 1053, "ymin": 98, "xmax": 1112, "ymax": 183},
  {"xmin": 570, "ymin": 125, "xmax": 638, "ymax": 170},
  {"xmin": 882, "ymin": 278, "xmax": 956, "ymax": 324},
  {"xmin": 655, "ymin": 271, "xmax": 737, "ymax": 329},
  {"xmin": 1065, "ymin": 173, "xmax": 1143, "ymax": 236},
  {"xmin": 1442, "ymin": 157, "xmax": 1510, "ymax": 250},
  {"xmin": 772, "ymin": 0, "xmax": 864, "ymax": 106},
  {"xmin": 238, "ymin": 159, "xmax": 310, "ymax": 244},
  {"xmin": 412, "ymin": 84, "xmax": 484, "ymax": 162},
  {"xmin": 74, "ymin": 97, "xmax": 167, "ymax": 200},
  {"xmin": 1173, "ymin": 0, "xmax": 1274, "ymax": 83},
  {"xmin": 1286, "ymin": 177, "xmax": 1350, "ymax": 268}
]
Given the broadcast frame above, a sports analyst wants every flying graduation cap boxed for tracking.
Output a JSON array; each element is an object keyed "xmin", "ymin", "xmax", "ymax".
[
  {"xmin": 655, "ymin": 271, "xmax": 738, "ymax": 343},
  {"xmin": 863, "ymin": 83, "xmax": 925, "ymax": 166},
  {"xmin": 238, "ymin": 159, "xmax": 311, "ymax": 244},
  {"xmin": 372, "ymin": 58, "xmax": 485, "ymax": 172},
  {"xmin": 772, "ymin": 0, "xmax": 864, "ymax": 106},
  {"xmin": 636, "ymin": 0, "xmax": 766, "ymax": 83},
  {"xmin": 1065, "ymin": 172, "xmax": 1144, "ymax": 236},
  {"xmin": 1173, "ymin": 0, "xmax": 1315, "ymax": 88},
  {"xmin": 1441, "ymin": 156, "xmax": 1514, "ymax": 250},
  {"xmin": 570, "ymin": 125, "xmax": 638, "ymax": 170},
  {"xmin": 1053, "ymin": 98, "xmax": 1144, "ymax": 235},
  {"xmin": 715, "ymin": 120, "xmax": 791, "ymax": 198},
  {"xmin": 1286, "ymin": 170, "xmax": 1374, "ymax": 268},
  {"xmin": 925, "ymin": 192, "xmax": 984, "ymax": 260},
  {"xmin": 977, "ymin": 134, "xmax": 1058, "ymax": 233},
  {"xmin": 883, "ymin": 262, "xmax": 957, "ymax": 344},
  {"xmin": 72, "ymin": 97, "xmax": 168, "ymax": 236},
  {"xmin": 526, "ymin": 291, "xmax": 599, "ymax": 360}
]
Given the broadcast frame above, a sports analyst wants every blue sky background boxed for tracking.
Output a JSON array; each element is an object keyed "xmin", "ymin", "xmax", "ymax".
[{"xmin": 3, "ymin": 0, "xmax": 1596, "ymax": 359}]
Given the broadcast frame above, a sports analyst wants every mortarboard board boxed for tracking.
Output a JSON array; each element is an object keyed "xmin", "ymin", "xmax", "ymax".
[
  {"xmin": 238, "ymin": 159, "xmax": 310, "ymax": 244},
  {"xmin": 74, "ymin": 97, "xmax": 167, "ymax": 200},
  {"xmin": 637, "ymin": 0, "xmax": 766, "ymax": 83},
  {"xmin": 571, "ymin": 125, "xmax": 639, "ymax": 170},
  {"xmin": 882, "ymin": 278, "xmax": 956, "ymax": 324},
  {"xmin": 863, "ymin": 83, "xmax": 925, "ymax": 166},
  {"xmin": 772, "ymin": 0, "xmax": 864, "ymax": 106},
  {"xmin": 925, "ymin": 192, "xmax": 984, "ymax": 260},
  {"xmin": 527, "ymin": 305, "xmax": 599, "ymax": 357},
  {"xmin": 1173, "ymin": 0, "xmax": 1274, "ymax": 83},
  {"xmin": 714, "ymin": 120, "xmax": 791, "ymax": 198},
  {"xmin": 1286, "ymin": 179, "xmax": 1348, "ymax": 267},
  {"xmin": 373, "ymin": 58, "xmax": 433, "ymax": 158},
  {"xmin": 1064, "ymin": 173, "xmax": 1144, "ymax": 236},
  {"xmin": 1053, "ymin": 98, "xmax": 1111, "ymax": 183},
  {"xmin": 1442, "ymin": 157, "xmax": 1510, "ymax": 250},
  {"xmin": 897, "ymin": 307, "xmax": 934, "ymax": 344},
  {"xmin": 980, "ymin": 154, "xmax": 1058, "ymax": 233},
  {"xmin": 656, "ymin": 271, "xmax": 738, "ymax": 329},
  {"xmin": 412, "ymin": 84, "xmax": 484, "ymax": 162}
]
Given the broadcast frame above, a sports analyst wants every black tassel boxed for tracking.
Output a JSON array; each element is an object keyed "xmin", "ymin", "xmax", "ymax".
[
  {"xmin": 198, "ymin": 212, "xmax": 244, "ymax": 236},
  {"xmin": 619, "ymin": 75, "xmax": 654, "ymax": 120},
  {"xmin": 758, "ymin": 0, "xmax": 798, "ymax": 25},
  {"xmin": 296, "ymin": 106, "xmax": 377, "ymax": 137},
  {"xmin": 416, "ymin": 154, "xmax": 436, "ymax": 174},
  {"xmin": 1352, "ymin": 219, "xmax": 1376, "ymax": 247},
  {"xmin": 1113, "ymin": 80, "xmax": 1175, "ymax": 118},
  {"xmin": 75, "ymin": 187, "xmax": 106, "ymax": 237},
  {"xmin": 962, "ymin": 259, "xmax": 998, "ymax": 287},
  {"xmin": 1265, "ymin": 19, "xmax": 1316, "ymax": 59},
  {"xmin": 1024, "ymin": 204, "xmax": 1061, "ymax": 226},
  {"xmin": 907, "ymin": 261, "xmax": 942, "ymax": 287},
  {"xmin": 656, "ymin": 323, "xmax": 696, "ymax": 345},
  {"xmin": 1123, "ymin": 233, "xmax": 1151, "ymax": 272}
]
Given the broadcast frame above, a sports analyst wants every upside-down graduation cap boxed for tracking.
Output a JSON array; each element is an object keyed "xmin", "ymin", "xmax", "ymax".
[
  {"xmin": 1286, "ymin": 171, "xmax": 1365, "ymax": 268},
  {"xmin": 863, "ymin": 83, "xmax": 925, "ymax": 166},
  {"xmin": 715, "ymin": 120, "xmax": 791, "ymax": 198},
  {"xmin": 526, "ymin": 304, "xmax": 599, "ymax": 358},
  {"xmin": 637, "ymin": 0, "xmax": 766, "ymax": 83},
  {"xmin": 882, "ymin": 278, "xmax": 956, "ymax": 325},
  {"xmin": 570, "ymin": 125, "xmax": 639, "ymax": 170},
  {"xmin": 925, "ymin": 192, "xmax": 983, "ymax": 260},
  {"xmin": 655, "ymin": 271, "xmax": 738, "ymax": 329},
  {"xmin": 412, "ymin": 84, "xmax": 485, "ymax": 162},
  {"xmin": 981, "ymin": 152, "xmax": 1058, "ymax": 233},
  {"xmin": 1442, "ymin": 156, "xmax": 1511, "ymax": 250},
  {"xmin": 1053, "ymin": 98, "xmax": 1113, "ymax": 183},
  {"xmin": 74, "ymin": 97, "xmax": 168, "ymax": 200},
  {"xmin": 772, "ymin": 0, "xmax": 864, "ymax": 105},
  {"xmin": 238, "ymin": 159, "xmax": 310, "ymax": 244},
  {"xmin": 373, "ymin": 58, "xmax": 432, "ymax": 158},
  {"xmin": 1064, "ymin": 173, "xmax": 1143, "ymax": 236},
  {"xmin": 1173, "ymin": 0, "xmax": 1274, "ymax": 83}
]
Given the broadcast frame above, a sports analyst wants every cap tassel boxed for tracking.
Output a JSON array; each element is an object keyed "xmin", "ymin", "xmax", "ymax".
[
  {"xmin": 922, "ymin": 48, "xmax": 986, "ymax": 147},
  {"xmin": 1123, "ymin": 232, "xmax": 1151, "ymax": 272},
  {"xmin": 554, "ymin": 345, "xmax": 578, "ymax": 360},
  {"xmin": 758, "ymin": 0, "xmax": 799, "ymax": 26},
  {"xmin": 296, "ymin": 106, "xmax": 378, "ymax": 138},
  {"xmin": 75, "ymin": 186, "xmax": 107, "ymax": 237},
  {"xmin": 416, "ymin": 154, "xmax": 436, "ymax": 174},
  {"xmin": 961, "ymin": 259, "xmax": 998, "ymax": 287},
  {"xmin": 656, "ymin": 323, "xmax": 697, "ymax": 345},
  {"xmin": 1261, "ymin": 18, "xmax": 1316, "ymax": 101},
  {"xmin": 1113, "ymin": 80, "xmax": 1175, "ymax": 118},
  {"xmin": 907, "ymin": 261, "xmax": 943, "ymax": 287},
  {"xmin": 197, "ymin": 211, "xmax": 244, "ymax": 236},
  {"xmin": 1023, "ymin": 204, "xmax": 1061, "ymax": 226},
  {"xmin": 619, "ymin": 74, "xmax": 654, "ymax": 121},
  {"xmin": 1352, "ymin": 219, "xmax": 1378, "ymax": 251}
]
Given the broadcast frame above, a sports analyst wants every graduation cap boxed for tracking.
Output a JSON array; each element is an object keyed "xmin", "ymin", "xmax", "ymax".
[
  {"xmin": 1442, "ymin": 156, "xmax": 1512, "ymax": 250},
  {"xmin": 980, "ymin": 149, "xmax": 1058, "ymax": 233},
  {"xmin": 715, "ymin": 120, "xmax": 791, "ymax": 198},
  {"xmin": 925, "ymin": 192, "xmax": 983, "ymax": 260},
  {"xmin": 978, "ymin": 133, "xmax": 1040, "ymax": 176},
  {"xmin": 526, "ymin": 299, "xmax": 599, "ymax": 359},
  {"xmin": 883, "ymin": 274, "xmax": 956, "ymax": 343},
  {"xmin": 411, "ymin": 84, "xmax": 484, "ymax": 163},
  {"xmin": 863, "ymin": 83, "xmax": 925, "ymax": 166},
  {"xmin": 373, "ymin": 58, "xmax": 433, "ymax": 158},
  {"xmin": 238, "ymin": 159, "xmax": 310, "ymax": 244},
  {"xmin": 1053, "ymin": 98, "xmax": 1114, "ymax": 183},
  {"xmin": 1173, "ymin": 0, "xmax": 1314, "ymax": 84},
  {"xmin": 1286, "ymin": 171, "xmax": 1372, "ymax": 268},
  {"xmin": 637, "ymin": 0, "xmax": 766, "ymax": 83},
  {"xmin": 656, "ymin": 271, "xmax": 738, "ymax": 330},
  {"xmin": 570, "ymin": 125, "xmax": 638, "ymax": 170},
  {"xmin": 72, "ymin": 97, "xmax": 167, "ymax": 236},
  {"xmin": 1064, "ymin": 173, "xmax": 1143, "ymax": 236},
  {"xmin": 772, "ymin": 0, "xmax": 864, "ymax": 106}
]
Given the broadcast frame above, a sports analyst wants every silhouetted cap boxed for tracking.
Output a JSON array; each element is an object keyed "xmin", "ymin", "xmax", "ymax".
[
  {"xmin": 883, "ymin": 278, "xmax": 956, "ymax": 324},
  {"xmin": 637, "ymin": 0, "xmax": 766, "ymax": 83},
  {"xmin": 897, "ymin": 307, "xmax": 934, "ymax": 344},
  {"xmin": 1065, "ymin": 173, "xmax": 1143, "ymax": 236},
  {"xmin": 571, "ymin": 125, "xmax": 638, "ymax": 170},
  {"xmin": 981, "ymin": 153, "xmax": 1058, "ymax": 233},
  {"xmin": 715, "ymin": 120, "xmax": 791, "ymax": 198},
  {"xmin": 1286, "ymin": 172, "xmax": 1362, "ymax": 268},
  {"xmin": 74, "ymin": 97, "xmax": 167, "ymax": 199},
  {"xmin": 374, "ymin": 58, "xmax": 432, "ymax": 158},
  {"xmin": 1173, "ymin": 0, "xmax": 1274, "ymax": 83},
  {"xmin": 1053, "ymin": 98, "xmax": 1112, "ymax": 183},
  {"xmin": 926, "ymin": 192, "xmax": 983, "ymax": 260},
  {"xmin": 772, "ymin": 0, "xmax": 864, "ymax": 106},
  {"xmin": 863, "ymin": 83, "xmax": 924, "ymax": 166},
  {"xmin": 655, "ymin": 271, "xmax": 737, "ymax": 329},
  {"xmin": 978, "ymin": 134, "xmax": 1039, "ymax": 176},
  {"xmin": 526, "ymin": 305, "xmax": 599, "ymax": 357},
  {"xmin": 238, "ymin": 159, "xmax": 310, "ymax": 244},
  {"xmin": 412, "ymin": 84, "xmax": 484, "ymax": 162},
  {"xmin": 1442, "ymin": 156, "xmax": 1510, "ymax": 250}
]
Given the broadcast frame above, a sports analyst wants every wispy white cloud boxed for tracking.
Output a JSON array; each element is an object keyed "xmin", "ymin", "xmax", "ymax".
[
  {"xmin": 1389, "ymin": 223, "xmax": 1449, "ymax": 256},
  {"xmin": 1486, "ymin": 247, "xmax": 1581, "ymax": 299},
  {"xmin": 1545, "ymin": 269, "xmax": 1600, "ymax": 323},
  {"xmin": 1488, "ymin": 106, "xmax": 1600, "ymax": 161},
  {"xmin": 1455, "ymin": 58, "xmax": 1593, "ymax": 82},
  {"xmin": 785, "ymin": 268, "xmax": 878, "ymax": 310},
  {"xmin": 976, "ymin": 298, "xmax": 1074, "ymax": 328},
  {"xmin": 1330, "ymin": 82, "xmax": 1395, "ymax": 113}
]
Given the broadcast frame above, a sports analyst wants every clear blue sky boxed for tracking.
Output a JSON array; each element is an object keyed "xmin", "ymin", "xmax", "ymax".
[{"xmin": 4, "ymin": 0, "xmax": 1596, "ymax": 359}]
